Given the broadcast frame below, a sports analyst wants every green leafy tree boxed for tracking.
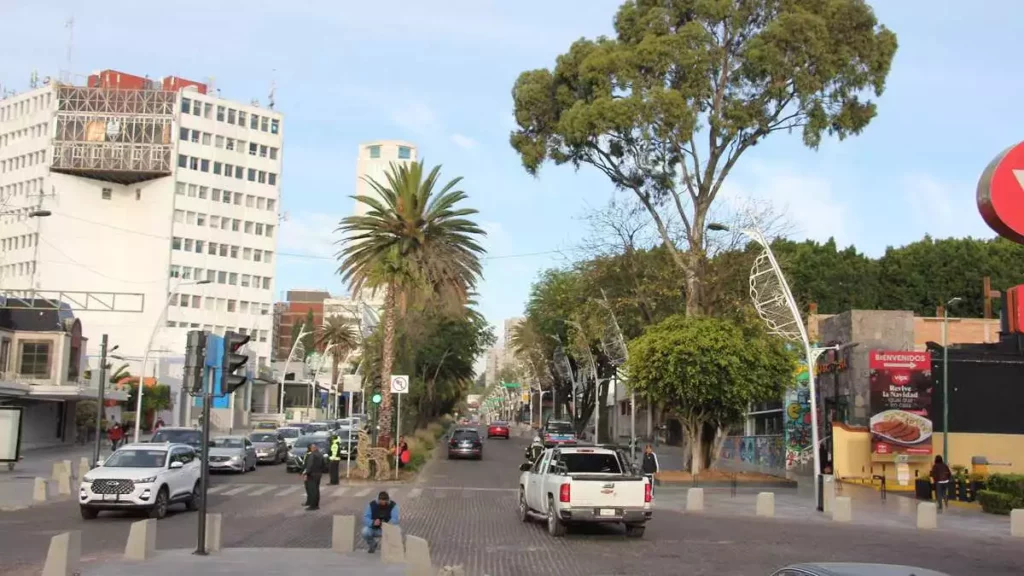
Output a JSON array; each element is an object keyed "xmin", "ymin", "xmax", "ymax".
[
  {"xmin": 626, "ymin": 314, "xmax": 794, "ymax": 473},
  {"xmin": 336, "ymin": 161, "xmax": 487, "ymax": 441},
  {"xmin": 510, "ymin": 0, "xmax": 897, "ymax": 315}
]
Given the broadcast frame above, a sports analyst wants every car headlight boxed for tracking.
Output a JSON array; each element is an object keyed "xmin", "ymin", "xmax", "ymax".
[
  {"xmin": 230, "ymin": 456, "xmax": 241, "ymax": 462},
  {"xmin": 82, "ymin": 475, "xmax": 94, "ymax": 483},
  {"xmin": 136, "ymin": 476, "xmax": 157, "ymax": 484}
]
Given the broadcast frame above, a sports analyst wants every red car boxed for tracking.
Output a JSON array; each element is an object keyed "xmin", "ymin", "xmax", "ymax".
[{"xmin": 487, "ymin": 421, "xmax": 510, "ymax": 439}]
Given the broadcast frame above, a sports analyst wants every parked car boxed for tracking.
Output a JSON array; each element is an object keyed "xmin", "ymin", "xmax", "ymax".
[
  {"xmin": 79, "ymin": 442, "xmax": 202, "ymax": 520},
  {"xmin": 276, "ymin": 426, "xmax": 303, "ymax": 448},
  {"xmin": 487, "ymin": 421, "xmax": 511, "ymax": 439},
  {"xmin": 249, "ymin": 431, "xmax": 288, "ymax": 464},
  {"xmin": 286, "ymin": 434, "xmax": 331, "ymax": 473},
  {"xmin": 207, "ymin": 436, "xmax": 257, "ymax": 473},
  {"xmin": 540, "ymin": 420, "xmax": 577, "ymax": 447},
  {"xmin": 771, "ymin": 564, "xmax": 950, "ymax": 576},
  {"xmin": 307, "ymin": 422, "xmax": 333, "ymax": 434},
  {"xmin": 447, "ymin": 428, "xmax": 483, "ymax": 460},
  {"xmin": 150, "ymin": 427, "xmax": 204, "ymax": 452},
  {"xmin": 252, "ymin": 421, "xmax": 278, "ymax": 431},
  {"xmin": 518, "ymin": 445, "xmax": 652, "ymax": 538}
]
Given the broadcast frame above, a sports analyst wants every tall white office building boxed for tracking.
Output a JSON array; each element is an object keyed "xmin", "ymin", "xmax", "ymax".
[
  {"xmin": 0, "ymin": 69, "xmax": 283, "ymax": 376},
  {"xmin": 353, "ymin": 140, "xmax": 417, "ymax": 216}
]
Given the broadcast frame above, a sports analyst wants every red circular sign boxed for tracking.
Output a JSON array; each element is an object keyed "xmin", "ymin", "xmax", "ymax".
[{"xmin": 978, "ymin": 141, "xmax": 1024, "ymax": 244}]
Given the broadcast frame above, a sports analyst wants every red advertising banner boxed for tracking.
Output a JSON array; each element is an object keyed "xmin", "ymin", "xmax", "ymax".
[{"xmin": 869, "ymin": 350, "xmax": 934, "ymax": 456}]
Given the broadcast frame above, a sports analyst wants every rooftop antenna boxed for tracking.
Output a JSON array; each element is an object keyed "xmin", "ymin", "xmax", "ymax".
[
  {"xmin": 268, "ymin": 70, "xmax": 276, "ymax": 110},
  {"xmin": 29, "ymin": 71, "xmax": 39, "ymax": 89},
  {"xmin": 65, "ymin": 17, "xmax": 74, "ymax": 81}
]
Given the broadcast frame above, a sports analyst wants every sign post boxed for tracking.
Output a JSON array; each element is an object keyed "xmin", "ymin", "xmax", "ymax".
[{"xmin": 390, "ymin": 375, "xmax": 409, "ymax": 479}]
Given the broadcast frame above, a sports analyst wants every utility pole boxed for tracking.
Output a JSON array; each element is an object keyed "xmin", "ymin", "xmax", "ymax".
[
  {"xmin": 195, "ymin": 367, "xmax": 214, "ymax": 555},
  {"xmin": 92, "ymin": 335, "xmax": 109, "ymax": 466}
]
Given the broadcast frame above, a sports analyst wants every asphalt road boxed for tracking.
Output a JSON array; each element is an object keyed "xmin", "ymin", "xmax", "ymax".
[{"xmin": 1, "ymin": 429, "xmax": 1021, "ymax": 576}]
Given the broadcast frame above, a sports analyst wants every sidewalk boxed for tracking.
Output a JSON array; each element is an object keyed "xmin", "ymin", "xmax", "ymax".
[
  {"xmin": 654, "ymin": 482, "xmax": 1013, "ymax": 540},
  {"xmin": 80, "ymin": 548, "xmax": 409, "ymax": 576}
]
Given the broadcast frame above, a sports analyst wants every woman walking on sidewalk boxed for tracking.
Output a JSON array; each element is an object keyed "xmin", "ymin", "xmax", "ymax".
[{"xmin": 930, "ymin": 455, "xmax": 952, "ymax": 512}]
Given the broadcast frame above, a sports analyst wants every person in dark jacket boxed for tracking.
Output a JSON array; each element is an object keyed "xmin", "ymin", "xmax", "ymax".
[
  {"xmin": 641, "ymin": 444, "xmax": 659, "ymax": 495},
  {"xmin": 362, "ymin": 491, "xmax": 400, "ymax": 553},
  {"xmin": 930, "ymin": 455, "xmax": 952, "ymax": 511},
  {"xmin": 302, "ymin": 442, "xmax": 325, "ymax": 511}
]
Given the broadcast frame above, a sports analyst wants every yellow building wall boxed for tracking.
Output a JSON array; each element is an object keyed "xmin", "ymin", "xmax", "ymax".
[{"xmin": 831, "ymin": 424, "xmax": 1024, "ymax": 484}]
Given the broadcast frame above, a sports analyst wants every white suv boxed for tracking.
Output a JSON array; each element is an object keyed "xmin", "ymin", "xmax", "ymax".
[{"xmin": 79, "ymin": 442, "xmax": 202, "ymax": 520}]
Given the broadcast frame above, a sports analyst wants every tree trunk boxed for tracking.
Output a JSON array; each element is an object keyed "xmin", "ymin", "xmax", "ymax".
[
  {"xmin": 708, "ymin": 425, "xmax": 729, "ymax": 471},
  {"xmin": 686, "ymin": 420, "xmax": 705, "ymax": 474},
  {"xmin": 378, "ymin": 281, "xmax": 397, "ymax": 445}
]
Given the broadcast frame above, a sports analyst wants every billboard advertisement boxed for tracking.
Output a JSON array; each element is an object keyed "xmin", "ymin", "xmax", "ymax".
[{"xmin": 869, "ymin": 350, "xmax": 934, "ymax": 456}]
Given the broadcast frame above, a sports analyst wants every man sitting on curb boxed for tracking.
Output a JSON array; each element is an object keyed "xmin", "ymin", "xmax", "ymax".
[{"xmin": 361, "ymin": 490, "xmax": 400, "ymax": 553}]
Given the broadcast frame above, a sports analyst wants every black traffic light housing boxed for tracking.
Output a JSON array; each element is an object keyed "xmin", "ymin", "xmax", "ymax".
[
  {"xmin": 221, "ymin": 330, "xmax": 251, "ymax": 395},
  {"xmin": 184, "ymin": 330, "xmax": 207, "ymax": 395}
]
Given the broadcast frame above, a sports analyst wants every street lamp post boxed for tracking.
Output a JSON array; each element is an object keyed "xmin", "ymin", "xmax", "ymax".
[
  {"xmin": 133, "ymin": 279, "xmax": 211, "ymax": 443},
  {"xmin": 942, "ymin": 297, "xmax": 962, "ymax": 464}
]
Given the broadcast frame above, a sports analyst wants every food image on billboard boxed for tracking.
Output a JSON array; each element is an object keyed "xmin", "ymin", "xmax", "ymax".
[{"xmin": 869, "ymin": 350, "xmax": 933, "ymax": 456}]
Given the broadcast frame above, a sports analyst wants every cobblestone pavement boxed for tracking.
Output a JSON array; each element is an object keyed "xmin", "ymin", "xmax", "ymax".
[{"xmin": 1, "ymin": 429, "xmax": 1022, "ymax": 576}]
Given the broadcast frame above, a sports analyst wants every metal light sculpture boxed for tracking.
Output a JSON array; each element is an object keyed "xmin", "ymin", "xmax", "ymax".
[{"xmin": 596, "ymin": 289, "xmax": 635, "ymax": 458}]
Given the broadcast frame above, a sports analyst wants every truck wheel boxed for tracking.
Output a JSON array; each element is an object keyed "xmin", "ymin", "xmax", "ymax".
[
  {"xmin": 148, "ymin": 487, "xmax": 169, "ymax": 519},
  {"xmin": 625, "ymin": 523, "xmax": 645, "ymax": 538},
  {"xmin": 186, "ymin": 481, "xmax": 202, "ymax": 511},
  {"xmin": 80, "ymin": 507, "xmax": 99, "ymax": 520},
  {"xmin": 546, "ymin": 496, "xmax": 566, "ymax": 537},
  {"xmin": 518, "ymin": 489, "xmax": 530, "ymax": 523}
]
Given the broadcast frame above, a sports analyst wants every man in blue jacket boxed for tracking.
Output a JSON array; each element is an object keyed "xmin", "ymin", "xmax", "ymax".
[{"xmin": 362, "ymin": 490, "xmax": 400, "ymax": 553}]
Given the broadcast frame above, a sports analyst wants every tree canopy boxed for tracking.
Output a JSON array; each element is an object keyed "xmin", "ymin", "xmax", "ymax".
[{"xmin": 510, "ymin": 0, "xmax": 897, "ymax": 315}]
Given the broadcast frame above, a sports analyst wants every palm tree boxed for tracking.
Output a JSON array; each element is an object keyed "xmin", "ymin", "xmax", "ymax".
[
  {"xmin": 315, "ymin": 316, "xmax": 359, "ymax": 392},
  {"xmin": 335, "ymin": 160, "xmax": 486, "ymax": 441}
]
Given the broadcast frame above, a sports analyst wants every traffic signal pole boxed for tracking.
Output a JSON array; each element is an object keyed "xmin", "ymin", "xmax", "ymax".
[{"xmin": 194, "ymin": 366, "xmax": 214, "ymax": 556}]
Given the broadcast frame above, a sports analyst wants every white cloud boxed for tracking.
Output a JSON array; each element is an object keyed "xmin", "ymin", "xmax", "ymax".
[
  {"xmin": 278, "ymin": 211, "xmax": 342, "ymax": 259},
  {"xmin": 391, "ymin": 101, "xmax": 440, "ymax": 135},
  {"xmin": 451, "ymin": 133, "xmax": 479, "ymax": 150},
  {"xmin": 719, "ymin": 161, "xmax": 850, "ymax": 246}
]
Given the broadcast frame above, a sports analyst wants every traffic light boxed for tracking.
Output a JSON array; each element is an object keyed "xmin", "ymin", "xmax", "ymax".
[
  {"xmin": 184, "ymin": 330, "xmax": 207, "ymax": 394},
  {"xmin": 220, "ymin": 330, "xmax": 251, "ymax": 395}
]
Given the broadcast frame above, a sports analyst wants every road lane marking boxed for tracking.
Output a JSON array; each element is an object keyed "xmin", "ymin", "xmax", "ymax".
[
  {"xmin": 222, "ymin": 485, "xmax": 254, "ymax": 496},
  {"xmin": 276, "ymin": 485, "xmax": 302, "ymax": 497},
  {"xmin": 353, "ymin": 487, "xmax": 372, "ymax": 498},
  {"xmin": 207, "ymin": 484, "xmax": 232, "ymax": 494},
  {"xmin": 248, "ymin": 485, "xmax": 278, "ymax": 496},
  {"xmin": 331, "ymin": 487, "xmax": 349, "ymax": 498},
  {"xmin": 407, "ymin": 488, "xmax": 422, "ymax": 499}
]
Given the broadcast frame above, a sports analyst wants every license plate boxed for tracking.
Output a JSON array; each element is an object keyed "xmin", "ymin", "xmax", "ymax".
[
  {"xmin": 103, "ymin": 494, "xmax": 119, "ymax": 502},
  {"xmin": 599, "ymin": 508, "xmax": 615, "ymax": 517},
  {"xmin": 460, "ymin": 442, "xmax": 471, "ymax": 447}
]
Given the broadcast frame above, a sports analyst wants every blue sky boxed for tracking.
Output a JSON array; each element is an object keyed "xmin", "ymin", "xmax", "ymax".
[{"xmin": 2, "ymin": 1, "xmax": 1023, "ymax": 348}]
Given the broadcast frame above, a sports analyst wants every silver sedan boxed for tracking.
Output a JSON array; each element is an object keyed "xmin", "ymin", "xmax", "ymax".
[{"xmin": 206, "ymin": 436, "xmax": 257, "ymax": 473}]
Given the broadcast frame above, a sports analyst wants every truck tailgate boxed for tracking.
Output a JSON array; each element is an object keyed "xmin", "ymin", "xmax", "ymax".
[{"xmin": 569, "ymin": 476, "xmax": 646, "ymax": 508}]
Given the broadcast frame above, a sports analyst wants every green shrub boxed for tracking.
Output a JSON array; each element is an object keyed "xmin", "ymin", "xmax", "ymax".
[
  {"xmin": 986, "ymin": 474, "xmax": 1024, "ymax": 500},
  {"xmin": 977, "ymin": 490, "xmax": 1019, "ymax": 515}
]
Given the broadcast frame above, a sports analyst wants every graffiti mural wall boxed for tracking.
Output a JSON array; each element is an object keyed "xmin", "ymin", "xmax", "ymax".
[
  {"xmin": 784, "ymin": 375, "xmax": 812, "ymax": 470},
  {"xmin": 720, "ymin": 435, "xmax": 785, "ymax": 470}
]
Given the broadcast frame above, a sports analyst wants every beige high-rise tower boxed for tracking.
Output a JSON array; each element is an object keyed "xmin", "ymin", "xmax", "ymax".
[{"xmin": 353, "ymin": 140, "xmax": 418, "ymax": 216}]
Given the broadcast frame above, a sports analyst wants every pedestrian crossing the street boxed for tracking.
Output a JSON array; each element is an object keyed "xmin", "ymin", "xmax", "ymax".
[{"xmin": 204, "ymin": 483, "xmax": 515, "ymax": 501}]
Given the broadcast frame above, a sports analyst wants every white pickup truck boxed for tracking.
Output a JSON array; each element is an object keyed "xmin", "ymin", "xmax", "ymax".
[{"xmin": 518, "ymin": 445, "xmax": 652, "ymax": 538}]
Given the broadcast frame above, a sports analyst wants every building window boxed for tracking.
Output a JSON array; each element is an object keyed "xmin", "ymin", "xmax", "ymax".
[
  {"xmin": 238, "ymin": 111, "xmax": 247, "ymax": 126},
  {"xmin": 261, "ymin": 117, "xmax": 269, "ymax": 132},
  {"xmin": 398, "ymin": 146, "xmax": 411, "ymax": 159},
  {"xmin": 18, "ymin": 341, "xmax": 51, "ymax": 378},
  {"xmin": 269, "ymin": 147, "xmax": 278, "ymax": 160},
  {"xmin": 0, "ymin": 337, "xmax": 11, "ymax": 372},
  {"xmin": 179, "ymin": 127, "xmax": 189, "ymax": 141},
  {"xmin": 250, "ymin": 114, "xmax": 260, "ymax": 130},
  {"xmin": 101, "ymin": 188, "xmax": 112, "ymax": 200},
  {"xmin": 227, "ymin": 109, "xmax": 236, "ymax": 124},
  {"xmin": 200, "ymin": 159, "xmax": 210, "ymax": 172},
  {"xmin": 181, "ymin": 98, "xmax": 191, "ymax": 114},
  {"xmin": 247, "ymin": 168, "xmax": 256, "ymax": 182},
  {"xmin": 217, "ymin": 106, "xmax": 225, "ymax": 122},
  {"xmin": 268, "ymin": 173, "xmax": 277, "ymax": 186},
  {"xmin": 249, "ymin": 142, "xmax": 258, "ymax": 156},
  {"xmin": 271, "ymin": 119, "xmax": 279, "ymax": 134},
  {"xmin": 235, "ymin": 166, "xmax": 243, "ymax": 180},
  {"xmin": 178, "ymin": 155, "xmax": 188, "ymax": 168},
  {"xmin": 368, "ymin": 145, "xmax": 381, "ymax": 159}
]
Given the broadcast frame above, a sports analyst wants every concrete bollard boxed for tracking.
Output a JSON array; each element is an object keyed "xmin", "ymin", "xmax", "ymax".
[
  {"xmin": 381, "ymin": 522, "xmax": 405, "ymax": 564},
  {"xmin": 756, "ymin": 492, "xmax": 775, "ymax": 517},
  {"xmin": 405, "ymin": 535, "xmax": 433, "ymax": 576},
  {"xmin": 205, "ymin": 513, "xmax": 223, "ymax": 552},
  {"xmin": 124, "ymin": 519, "xmax": 157, "ymax": 560},
  {"xmin": 1011, "ymin": 509, "xmax": 1024, "ymax": 538},
  {"xmin": 916, "ymin": 502, "xmax": 937, "ymax": 530},
  {"xmin": 832, "ymin": 496, "xmax": 852, "ymax": 522},
  {"xmin": 686, "ymin": 487, "xmax": 704, "ymax": 512},
  {"xmin": 822, "ymin": 475, "xmax": 836, "ymax": 514},
  {"xmin": 62, "ymin": 460, "xmax": 73, "ymax": 479},
  {"xmin": 57, "ymin": 472, "xmax": 72, "ymax": 496},
  {"xmin": 42, "ymin": 530, "xmax": 81, "ymax": 576},
  {"xmin": 78, "ymin": 457, "xmax": 91, "ymax": 482},
  {"xmin": 51, "ymin": 461, "xmax": 65, "ymax": 482},
  {"xmin": 34, "ymin": 478, "xmax": 48, "ymax": 502},
  {"xmin": 331, "ymin": 515, "xmax": 355, "ymax": 553}
]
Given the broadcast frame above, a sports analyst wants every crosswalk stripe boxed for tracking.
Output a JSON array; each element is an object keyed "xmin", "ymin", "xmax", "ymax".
[
  {"xmin": 353, "ymin": 487, "xmax": 372, "ymax": 498},
  {"xmin": 222, "ymin": 485, "xmax": 254, "ymax": 496},
  {"xmin": 331, "ymin": 487, "xmax": 349, "ymax": 498},
  {"xmin": 407, "ymin": 488, "xmax": 422, "ymax": 499},
  {"xmin": 248, "ymin": 485, "xmax": 278, "ymax": 496},
  {"xmin": 276, "ymin": 485, "xmax": 302, "ymax": 497},
  {"xmin": 207, "ymin": 484, "xmax": 232, "ymax": 494}
]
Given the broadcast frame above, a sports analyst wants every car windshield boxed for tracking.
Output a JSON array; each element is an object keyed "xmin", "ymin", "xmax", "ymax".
[
  {"xmin": 560, "ymin": 453, "xmax": 622, "ymax": 474},
  {"xmin": 545, "ymin": 422, "xmax": 574, "ymax": 435},
  {"xmin": 151, "ymin": 430, "xmax": 201, "ymax": 445},
  {"xmin": 277, "ymin": 428, "xmax": 300, "ymax": 438},
  {"xmin": 294, "ymin": 436, "xmax": 328, "ymax": 449},
  {"xmin": 105, "ymin": 449, "xmax": 167, "ymax": 468},
  {"xmin": 453, "ymin": 430, "xmax": 479, "ymax": 441},
  {"xmin": 250, "ymin": 433, "xmax": 277, "ymax": 442},
  {"xmin": 212, "ymin": 438, "xmax": 244, "ymax": 448},
  {"xmin": 255, "ymin": 422, "xmax": 276, "ymax": 429}
]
